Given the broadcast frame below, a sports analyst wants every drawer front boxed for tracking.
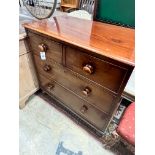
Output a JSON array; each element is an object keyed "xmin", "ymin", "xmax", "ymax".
[
  {"xmin": 33, "ymin": 54, "xmax": 116, "ymax": 114},
  {"xmin": 65, "ymin": 47, "xmax": 127, "ymax": 93},
  {"xmin": 28, "ymin": 31, "xmax": 62, "ymax": 63},
  {"xmin": 39, "ymin": 74, "xmax": 110, "ymax": 130}
]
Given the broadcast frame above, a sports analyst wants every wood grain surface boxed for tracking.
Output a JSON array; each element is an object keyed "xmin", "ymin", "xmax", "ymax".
[
  {"xmin": 33, "ymin": 54, "xmax": 117, "ymax": 114},
  {"xmin": 39, "ymin": 74, "xmax": 110, "ymax": 130},
  {"xmin": 23, "ymin": 16, "xmax": 135, "ymax": 66}
]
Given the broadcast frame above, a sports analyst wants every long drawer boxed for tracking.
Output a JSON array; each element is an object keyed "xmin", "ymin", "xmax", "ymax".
[
  {"xmin": 65, "ymin": 47, "xmax": 127, "ymax": 93},
  {"xmin": 39, "ymin": 74, "xmax": 110, "ymax": 130},
  {"xmin": 33, "ymin": 54, "xmax": 117, "ymax": 114},
  {"xmin": 28, "ymin": 31, "xmax": 62, "ymax": 64}
]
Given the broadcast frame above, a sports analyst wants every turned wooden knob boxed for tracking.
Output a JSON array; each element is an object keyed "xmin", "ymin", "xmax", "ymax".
[
  {"xmin": 82, "ymin": 87, "xmax": 91, "ymax": 96},
  {"xmin": 47, "ymin": 83, "xmax": 54, "ymax": 91},
  {"xmin": 43, "ymin": 64, "xmax": 51, "ymax": 72},
  {"xmin": 38, "ymin": 43, "xmax": 47, "ymax": 51},
  {"xmin": 80, "ymin": 105, "xmax": 88, "ymax": 114},
  {"xmin": 83, "ymin": 64, "xmax": 94, "ymax": 74}
]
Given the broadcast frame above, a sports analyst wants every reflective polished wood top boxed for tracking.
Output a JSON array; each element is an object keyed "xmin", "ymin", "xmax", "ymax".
[{"xmin": 23, "ymin": 16, "xmax": 135, "ymax": 66}]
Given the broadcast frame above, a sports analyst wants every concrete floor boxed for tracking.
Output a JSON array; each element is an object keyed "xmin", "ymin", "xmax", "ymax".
[{"xmin": 19, "ymin": 95, "xmax": 115, "ymax": 155}]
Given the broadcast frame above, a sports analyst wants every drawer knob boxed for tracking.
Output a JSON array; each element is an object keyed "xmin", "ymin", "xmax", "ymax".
[
  {"xmin": 43, "ymin": 64, "xmax": 51, "ymax": 72},
  {"xmin": 47, "ymin": 83, "xmax": 54, "ymax": 91},
  {"xmin": 83, "ymin": 64, "xmax": 94, "ymax": 74},
  {"xmin": 38, "ymin": 43, "xmax": 47, "ymax": 51},
  {"xmin": 82, "ymin": 87, "xmax": 91, "ymax": 96},
  {"xmin": 80, "ymin": 105, "xmax": 88, "ymax": 114}
]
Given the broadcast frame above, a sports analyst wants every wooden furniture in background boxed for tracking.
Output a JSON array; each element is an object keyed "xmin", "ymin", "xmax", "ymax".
[
  {"xmin": 66, "ymin": 0, "xmax": 95, "ymax": 14},
  {"xmin": 23, "ymin": 16, "xmax": 135, "ymax": 136},
  {"xmin": 19, "ymin": 35, "xmax": 39, "ymax": 109},
  {"xmin": 61, "ymin": 0, "xmax": 79, "ymax": 12}
]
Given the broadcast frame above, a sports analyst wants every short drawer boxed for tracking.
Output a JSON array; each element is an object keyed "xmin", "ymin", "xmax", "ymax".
[
  {"xmin": 65, "ymin": 47, "xmax": 127, "ymax": 93},
  {"xmin": 28, "ymin": 31, "xmax": 62, "ymax": 63},
  {"xmin": 39, "ymin": 74, "xmax": 110, "ymax": 131},
  {"xmin": 33, "ymin": 55, "xmax": 117, "ymax": 114}
]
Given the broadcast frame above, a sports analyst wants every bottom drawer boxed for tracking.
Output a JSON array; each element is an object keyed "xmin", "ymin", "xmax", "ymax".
[{"xmin": 39, "ymin": 74, "xmax": 110, "ymax": 131}]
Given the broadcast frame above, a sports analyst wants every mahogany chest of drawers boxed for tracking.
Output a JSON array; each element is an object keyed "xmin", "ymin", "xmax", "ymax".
[{"xmin": 23, "ymin": 16, "xmax": 135, "ymax": 135}]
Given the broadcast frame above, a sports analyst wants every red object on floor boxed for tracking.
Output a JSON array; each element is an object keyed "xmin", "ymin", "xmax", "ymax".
[{"xmin": 117, "ymin": 102, "xmax": 135, "ymax": 145}]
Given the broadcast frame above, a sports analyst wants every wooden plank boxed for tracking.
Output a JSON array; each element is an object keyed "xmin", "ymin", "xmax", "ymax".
[{"xmin": 19, "ymin": 39, "xmax": 39, "ymax": 108}]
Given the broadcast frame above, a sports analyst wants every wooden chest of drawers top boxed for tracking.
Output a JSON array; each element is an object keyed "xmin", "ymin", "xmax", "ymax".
[{"xmin": 23, "ymin": 16, "xmax": 135, "ymax": 66}]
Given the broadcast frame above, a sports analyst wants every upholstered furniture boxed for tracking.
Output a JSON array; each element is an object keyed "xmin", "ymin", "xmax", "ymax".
[{"xmin": 117, "ymin": 102, "xmax": 135, "ymax": 145}]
